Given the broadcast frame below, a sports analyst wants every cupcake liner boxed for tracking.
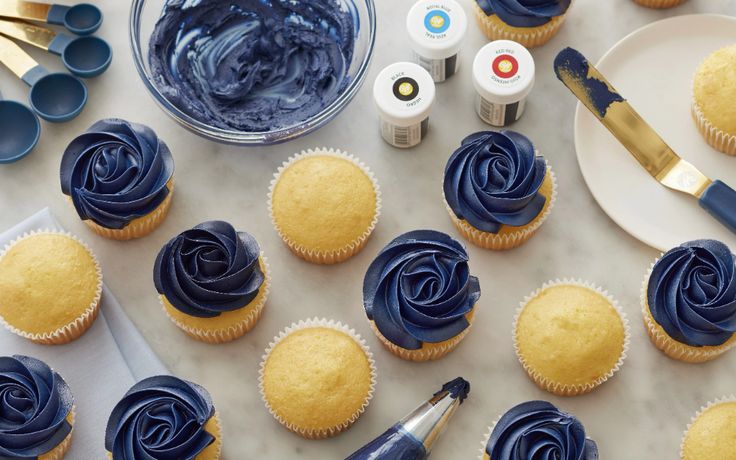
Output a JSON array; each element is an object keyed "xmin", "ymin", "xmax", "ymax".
[
  {"xmin": 446, "ymin": 165, "xmax": 557, "ymax": 250},
  {"xmin": 640, "ymin": 261, "xmax": 736, "ymax": 363},
  {"xmin": 692, "ymin": 96, "xmax": 736, "ymax": 156},
  {"xmin": 268, "ymin": 148, "xmax": 381, "ymax": 264},
  {"xmin": 634, "ymin": 0, "xmax": 684, "ymax": 8},
  {"xmin": 258, "ymin": 317, "xmax": 377, "ymax": 439},
  {"xmin": 0, "ymin": 230, "xmax": 102, "ymax": 345},
  {"xmin": 42, "ymin": 406, "xmax": 75, "ymax": 460},
  {"xmin": 473, "ymin": 2, "xmax": 567, "ymax": 48},
  {"xmin": 161, "ymin": 255, "xmax": 271, "ymax": 344},
  {"xmin": 513, "ymin": 279, "xmax": 630, "ymax": 396},
  {"xmin": 680, "ymin": 395, "xmax": 736, "ymax": 459},
  {"xmin": 477, "ymin": 417, "xmax": 499, "ymax": 460},
  {"xmin": 202, "ymin": 411, "xmax": 223, "ymax": 460},
  {"xmin": 81, "ymin": 181, "xmax": 175, "ymax": 240},
  {"xmin": 368, "ymin": 316, "xmax": 474, "ymax": 362}
]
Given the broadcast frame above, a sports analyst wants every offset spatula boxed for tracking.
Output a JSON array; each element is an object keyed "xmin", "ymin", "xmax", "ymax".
[{"xmin": 554, "ymin": 47, "xmax": 736, "ymax": 234}]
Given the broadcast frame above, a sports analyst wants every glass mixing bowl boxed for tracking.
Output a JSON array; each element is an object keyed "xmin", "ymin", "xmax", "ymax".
[{"xmin": 129, "ymin": 0, "xmax": 376, "ymax": 145}]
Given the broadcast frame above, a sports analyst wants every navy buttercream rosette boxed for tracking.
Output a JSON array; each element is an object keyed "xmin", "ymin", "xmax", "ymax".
[
  {"xmin": 486, "ymin": 400, "xmax": 598, "ymax": 460},
  {"xmin": 476, "ymin": 0, "xmax": 572, "ymax": 27},
  {"xmin": 363, "ymin": 230, "xmax": 481, "ymax": 350},
  {"xmin": 60, "ymin": 118, "xmax": 174, "ymax": 229},
  {"xmin": 105, "ymin": 375, "xmax": 216, "ymax": 460},
  {"xmin": 647, "ymin": 239, "xmax": 736, "ymax": 347},
  {"xmin": 0, "ymin": 355, "xmax": 74, "ymax": 459},
  {"xmin": 153, "ymin": 221, "xmax": 265, "ymax": 318},
  {"xmin": 444, "ymin": 130, "xmax": 547, "ymax": 233}
]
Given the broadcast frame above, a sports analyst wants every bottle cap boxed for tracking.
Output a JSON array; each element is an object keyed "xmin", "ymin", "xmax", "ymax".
[
  {"xmin": 407, "ymin": 0, "xmax": 468, "ymax": 60},
  {"xmin": 473, "ymin": 40, "xmax": 535, "ymax": 105},
  {"xmin": 373, "ymin": 62, "xmax": 435, "ymax": 127}
]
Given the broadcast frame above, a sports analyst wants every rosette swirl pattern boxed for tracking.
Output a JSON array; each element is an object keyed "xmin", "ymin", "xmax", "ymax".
[
  {"xmin": 363, "ymin": 230, "xmax": 480, "ymax": 349},
  {"xmin": 444, "ymin": 130, "xmax": 547, "ymax": 233},
  {"xmin": 148, "ymin": 0, "xmax": 355, "ymax": 132},
  {"xmin": 647, "ymin": 239, "xmax": 736, "ymax": 347},
  {"xmin": 154, "ymin": 221, "xmax": 265, "ymax": 318},
  {"xmin": 105, "ymin": 375, "xmax": 216, "ymax": 460},
  {"xmin": 486, "ymin": 401, "xmax": 598, "ymax": 460},
  {"xmin": 60, "ymin": 118, "xmax": 174, "ymax": 229},
  {"xmin": 476, "ymin": 0, "xmax": 572, "ymax": 27},
  {"xmin": 0, "ymin": 355, "xmax": 73, "ymax": 458}
]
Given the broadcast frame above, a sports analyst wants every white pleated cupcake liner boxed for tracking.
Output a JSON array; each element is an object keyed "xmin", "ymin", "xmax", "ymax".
[
  {"xmin": 634, "ymin": 0, "xmax": 684, "ymax": 8},
  {"xmin": 477, "ymin": 416, "xmax": 501, "ymax": 460},
  {"xmin": 368, "ymin": 317, "xmax": 473, "ymax": 362},
  {"xmin": 258, "ymin": 317, "xmax": 377, "ymax": 439},
  {"xmin": 445, "ymin": 164, "xmax": 557, "ymax": 250},
  {"xmin": 680, "ymin": 395, "xmax": 736, "ymax": 459},
  {"xmin": 82, "ymin": 181, "xmax": 175, "ymax": 240},
  {"xmin": 640, "ymin": 260, "xmax": 736, "ymax": 362},
  {"xmin": 267, "ymin": 148, "xmax": 381, "ymax": 264},
  {"xmin": 513, "ymin": 279, "xmax": 630, "ymax": 396},
  {"xmin": 207, "ymin": 411, "xmax": 223, "ymax": 460},
  {"xmin": 0, "ymin": 230, "xmax": 102, "ymax": 345},
  {"xmin": 691, "ymin": 96, "xmax": 736, "ymax": 156},
  {"xmin": 160, "ymin": 254, "xmax": 270, "ymax": 344},
  {"xmin": 44, "ymin": 406, "xmax": 75, "ymax": 460},
  {"xmin": 473, "ymin": 2, "xmax": 568, "ymax": 48}
]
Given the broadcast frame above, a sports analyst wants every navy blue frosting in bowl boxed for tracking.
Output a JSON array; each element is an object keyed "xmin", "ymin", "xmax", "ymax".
[
  {"xmin": 476, "ymin": 0, "xmax": 572, "ymax": 27},
  {"xmin": 154, "ymin": 221, "xmax": 265, "ymax": 318},
  {"xmin": 444, "ymin": 130, "xmax": 547, "ymax": 234},
  {"xmin": 0, "ymin": 355, "xmax": 74, "ymax": 458},
  {"xmin": 647, "ymin": 239, "xmax": 736, "ymax": 347},
  {"xmin": 363, "ymin": 230, "xmax": 481, "ymax": 350},
  {"xmin": 105, "ymin": 375, "xmax": 216, "ymax": 460},
  {"xmin": 130, "ymin": 0, "xmax": 376, "ymax": 144},
  {"xmin": 486, "ymin": 400, "xmax": 598, "ymax": 460},
  {"xmin": 60, "ymin": 118, "xmax": 174, "ymax": 230}
]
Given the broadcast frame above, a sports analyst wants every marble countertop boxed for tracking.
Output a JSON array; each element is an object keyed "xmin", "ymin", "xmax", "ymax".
[{"xmin": 2, "ymin": 0, "xmax": 736, "ymax": 458}]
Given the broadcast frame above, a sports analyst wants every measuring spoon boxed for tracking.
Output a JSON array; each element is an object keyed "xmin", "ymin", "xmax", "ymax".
[
  {"xmin": 0, "ymin": 90, "xmax": 40, "ymax": 163},
  {"xmin": 0, "ymin": 35, "xmax": 86, "ymax": 122},
  {"xmin": 0, "ymin": 1, "xmax": 102, "ymax": 35},
  {"xmin": 0, "ymin": 19, "xmax": 111, "ymax": 77}
]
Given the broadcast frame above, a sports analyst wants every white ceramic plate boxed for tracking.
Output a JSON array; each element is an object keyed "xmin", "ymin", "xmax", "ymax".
[{"xmin": 574, "ymin": 14, "xmax": 736, "ymax": 252}]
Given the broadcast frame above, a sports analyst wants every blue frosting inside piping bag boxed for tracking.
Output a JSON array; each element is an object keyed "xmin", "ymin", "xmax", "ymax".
[
  {"xmin": 553, "ymin": 47, "xmax": 624, "ymax": 118},
  {"xmin": 345, "ymin": 424, "xmax": 426, "ymax": 460}
]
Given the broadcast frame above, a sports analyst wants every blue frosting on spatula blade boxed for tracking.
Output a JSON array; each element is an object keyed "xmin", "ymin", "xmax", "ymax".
[{"xmin": 553, "ymin": 47, "xmax": 624, "ymax": 118}]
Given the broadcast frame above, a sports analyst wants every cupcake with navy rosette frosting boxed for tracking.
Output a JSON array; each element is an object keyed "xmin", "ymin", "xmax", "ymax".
[
  {"xmin": 60, "ymin": 118, "xmax": 175, "ymax": 240},
  {"xmin": 642, "ymin": 239, "xmax": 736, "ymax": 363},
  {"xmin": 363, "ymin": 230, "xmax": 481, "ymax": 361},
  {"xmin": 480, "ymin": 400, "xmax": 598, "ymax": 460},
  {"xmin": 154, "ymin": 221, "xmax": 270, "ymax": 344},
  {"xmin": 444, "ymin": 130, "xmax": 556, "ymax": 250},
  {"xmin": 105, "ymin": 375, "xmax": 221, "ymax": 460},
  {"xmin": 0, "ymin": 355, "xmax": 75, "ymax": 460},
  {"xmin": 473, "ymin": 0, "xmax": 572, "ymax": 48}
]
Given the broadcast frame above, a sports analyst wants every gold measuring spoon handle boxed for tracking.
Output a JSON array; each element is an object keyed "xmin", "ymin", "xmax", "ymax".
[
  {"xmin": 0, "ymin": 18, "xmax": 56, "ymax": 50},
  {"xmin": 0, "ymin": 34, "xmax": 37, "ymax": 79}
]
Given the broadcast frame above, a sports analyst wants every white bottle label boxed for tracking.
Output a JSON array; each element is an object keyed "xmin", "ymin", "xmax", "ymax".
[{"xmin": 380, "ymin": 118, "xmax": 427, "ymax": 148}]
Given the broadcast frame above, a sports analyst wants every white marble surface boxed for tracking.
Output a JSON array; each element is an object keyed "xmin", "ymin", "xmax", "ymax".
[{"xmin": 2, "ymin": 0, "xmax": 736, "ymax": 458}]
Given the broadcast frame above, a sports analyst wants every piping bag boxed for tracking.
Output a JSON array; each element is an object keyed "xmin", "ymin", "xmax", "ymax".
[{"xmin": 345, "ymin": 377, "xmax": 470, "ymax": 460}]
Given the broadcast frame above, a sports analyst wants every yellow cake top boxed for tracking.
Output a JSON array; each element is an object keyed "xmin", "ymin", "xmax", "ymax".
[
  {"xmin": 515, "ymin": 284, "xmax": 625, "ymax": 386},
  {"xmin": 262, "ymin": 326, "xmax": 373, "ymax": 431},
  {"xmin": 683, "ymin": 401, "xmax": 736, "ymax": 460},
  {"xmin": 693, "ymin": 45, "xmax": 736, "ymax": 134},
  {"xmin": 0, "ymin": 233, "xmax": 100, "ymax": 334},
  {"xmin": 271, "ymin": 153, "xmax": 378, "ymax": 253}
]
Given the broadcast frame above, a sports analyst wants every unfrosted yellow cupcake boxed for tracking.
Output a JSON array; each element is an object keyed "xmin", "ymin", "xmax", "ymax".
[
  {"xmin": 0, "ymin": 230, "xmax": 102, "ymax": 344},
  {"xmin": 153, "ymin": 221, "xmax": 270, "ymax": 344},
  {"xmin": 633, "ymin": 0, "xmax": 684, "ymax": 8},
  {"xmin": 514, "ymin": 279, "xmax": 629, "ymax": 396},
  {"xmin": 268, "ymin": 148, "xmax": 380, "ymax": 264},
  {"xmin": 692, "ymin": 45, "xmax": 736, "ymax": 155},
  {"xmin": 473, "ymin": 1, "xmax": 571, "ymax": 48},
  {"xmin": 681, "ymin": 397, "xmax": 736, "ymax": 460},
  {"xmin": 259, "ymin": 318, "xmax": 376, "ymax": 438}
]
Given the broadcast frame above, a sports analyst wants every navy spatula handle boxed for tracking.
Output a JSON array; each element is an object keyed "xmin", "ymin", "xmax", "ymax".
[{"xmin": 699, "ymin": 180, "xmax": 736, "ymax": 233}]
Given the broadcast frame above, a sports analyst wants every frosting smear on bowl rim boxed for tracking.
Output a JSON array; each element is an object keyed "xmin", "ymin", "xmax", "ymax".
[{"xmin": 148, "ymin": 0, "xmax": 356, "ymax": 132}]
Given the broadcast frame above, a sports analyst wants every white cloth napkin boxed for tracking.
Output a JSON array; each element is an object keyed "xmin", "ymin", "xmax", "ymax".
[{"xmin": 0, "ymin": 208, "xmax": 167, "ymax": 458}]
